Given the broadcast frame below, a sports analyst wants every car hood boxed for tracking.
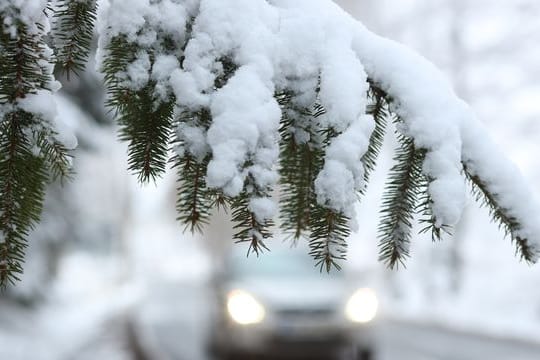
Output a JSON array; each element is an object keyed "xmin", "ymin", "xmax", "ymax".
[{"xmin": 227, "ymin": 276, "xmax": 351, "ymax": 309}]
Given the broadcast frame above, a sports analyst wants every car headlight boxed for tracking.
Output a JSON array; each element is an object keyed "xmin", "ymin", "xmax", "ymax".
[
  {"xmin": 227, "ymin": 289, "xmax": 265, "ymax": 325},
  {"xmin": 345, "ymin": 288, "xmax": 378, "ymax": 323}
]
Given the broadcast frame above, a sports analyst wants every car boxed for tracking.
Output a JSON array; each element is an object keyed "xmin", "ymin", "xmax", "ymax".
[{"xmin": 207, "ymin": 244, "xmax": 379, "ymax": 360}]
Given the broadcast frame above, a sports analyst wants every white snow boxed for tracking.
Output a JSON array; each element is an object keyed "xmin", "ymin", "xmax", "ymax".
[
  {"xmin": 206, "ymin": 65, "xmax": 281, "ymax": 198},
  {"xmin": 18, "ymin": 91, "xmax": 78, "ymax": 150},
  {"xmin": 248, "ymin": 197, "xmax": 278, "ymax": 223},
  {"xmin": 125, "ymin": 52, "xmax": 151, "ymax": 91},
  {"xmin": 151, "ymin": 55, "xmax": 180, "ymax": 102},
  {"xmin": 176, "ymin": 123, "xmax": 209, "ymax": 162},
  {"xmin": 0, "ymin": 0, "xmax": 50, "ymax": 35}
]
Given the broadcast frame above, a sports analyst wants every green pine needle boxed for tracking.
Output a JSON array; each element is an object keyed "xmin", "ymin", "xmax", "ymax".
[
  {"xmin": 0, "ymin": 112, "xmax": 48, "ymax": 287},
  {"xmin": 417, "ymin": 172, "xmax": 452, "ymax": 241},
  {"xmin": 0, "ymin": 12, "xmax": 71, "ymax": 287},
  {"xmin": 103, "ymin": 36, "xmax": 175, "ymax": 183},
  {"xmin": 309, "ymin": 204, "xmax": 350, "ymax": 272},
  {"xmin": 172, "ymin": 109, "xmax": 213, "ymax": 233},
  {"xmin": 231, "ymin": 190, "xmax": 273, "ymax": 257},
  {"xmin": 464, "ymin": 166, "xmax": 538, "ymax": 262},
  {"xmin": 279, "ymin": 97, "xmax": 319, "ymax": 239},
  {"xmin": 117, "ymin": 86, "xmax": 174, "ymax": 183},
  {"xmin": 362, "ymin": 84, "xmax": 389, "ymax": 190},
  {"xmin": 53, "ymin": 0, "xmax": 98, "ymax": 79},
  {"xmin": 277, "ymin": 91, "xmax": 351, "ymax": 271},
  {"xmin": 378, "ymin": 135, "xmax": 425, "ymax": 269},
  {"xmin": 174, "ymin": 154, "xmax": 211, "ymax": 233}
]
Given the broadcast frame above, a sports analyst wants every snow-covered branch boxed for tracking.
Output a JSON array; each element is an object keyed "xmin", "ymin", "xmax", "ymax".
[
  {"xmin": 95, "ymin": 0, "xmax": 540, "ymax": 266},
  {"xmin": 2, "ymin": 0, "xmax": 538, "ymax": 285}
]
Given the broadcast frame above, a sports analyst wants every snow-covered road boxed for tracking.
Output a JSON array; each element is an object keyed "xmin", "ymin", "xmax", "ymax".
[
  {"xmin": 3, "ymin": 280, "xmax": 540, "ymax": 360},
  {"xmin": 138, "ymin": 283, "xmax": 540, "ymax": 360},
  {"xmin": 378, "ymin": 320, "xmax": 540, "ymax": 360}
]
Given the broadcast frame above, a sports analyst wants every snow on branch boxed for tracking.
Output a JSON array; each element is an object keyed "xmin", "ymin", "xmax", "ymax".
[
  {"xmin": 2, "ymin": 0, "xmax": 538, "ymax": 286},
  {"xmin": 94, "ymin": 0, "xmax": 540, "ymax": 267},
  {"xmin": 0, "ymin": 0, "xmax": 75, "ymax": 287}
]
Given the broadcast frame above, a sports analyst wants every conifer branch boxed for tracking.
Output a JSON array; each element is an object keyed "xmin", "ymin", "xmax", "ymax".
[
  {"xmin": 362, "ymin": 84, "xmax": 389, "ymax": 191},
  {"xmin": 34, "ymin": 127, "xmax": 73, "ymax": 182},
  {"xmin": 309, "ymin": 204, "xmax": 350, "ymax": 272},
  {"xmin": 378, "ymin": 135, "xmax": 425, "ymax": 268},
  {"xmin": 0, "ymin": 24, "xmax": 50, "ymax": 101},
  {"xmin": 277, "ymin": 91, "xmax": 351, "ymax": 271},
  {"xmin": 231, "ymin": 184, "xmax": 273, "ymax": 257},
  {"xmin": 174, "ymin": 153, "xmax": 211, "ymax": 233},
  {"xmin": 279, "ymin": 137, "xmax": 317, "ymax": 239},
  {"xmin": 173, "ymin": 108, "xmax": 213, "ymax": 233},
  {"xmin": 0, "ymin": 112, "xmax": 49, "ymax": 287},
  {"xmin": 464, "ymin": 166, "xmax": 538, "ymax": 262},
  {"xmin": 53, "ymin": 0, "xmax": 97, "ymax": 79},
  {"xmin": 0, "ymin": 11, "xmax": 71, "ymax": 287},
  {"xmin": 103, "ymin": 36, "xmax": 174, "ymax": 183},
  {"xmin": 118, "ymin": 85, "xmax": 174, "ymax": 183},
  {"xmin": 173, "ymin": 56, "xmax": 237, "ymax": 232},
  {"xmin": 417, "ymin": 174, "xmax": 452, "ymax": 241},
  {"xmin": 279, "ymin": 96, "xmax": 319, "ymax": 239}
]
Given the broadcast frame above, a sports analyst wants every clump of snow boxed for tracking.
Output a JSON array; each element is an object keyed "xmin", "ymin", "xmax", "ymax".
[
  {"xmin": 151, "ymin": 55, "xmax": 180, "ymax": 102},
  {"xmin": 249, "ymin": 197, "xmax": 278, "ymax": 223},
  {"xmin": 206, "ymin": 65, "xmax": 281, "ymax": 198},
  {"xmin": 176, "ymin": 123, "xmax": 209, "ymax": 162},
  {"xmin": 125, "ymin": 52, "xmax": 151, "ymax": 91},
  {"xmin": 18, "ymin": 91, "xmax": 57, "ymax": 122},
  {"xmin": 17, "ymin": 91, "xmax": 78, "ymax": 150},
  {"xmin": 353, "ymin": 28, "xmax": 468, "ymax": 227},
  {"xmin": 0, "ymin": 0, "xmax": 51, "ymax": 35}
]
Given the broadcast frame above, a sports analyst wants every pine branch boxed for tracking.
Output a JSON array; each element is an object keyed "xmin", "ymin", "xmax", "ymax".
[
  {"xmin": 208, "ymin": 190, "xmax": 231, "ymax": 213},
  {"xmin": 231, "ymin": 186, "xmax": 273, "ymax": 257},
  {"xmin": 464, "ymin": 166, "xmax": 538, "ymax": 262},
  {"xmin": 0, "ymin": 112, "xmax": 48, "ymax": 287},
  {"xmin": 172, "ymin": 54, "xmax": 237, "ymax": 231},
  {"xmin": 53, "ymin": 0, "xmax": 97, "ymax": 79},
  {"xmin": 368, "ymin": 81, "xmax": 451, "ymax": 243},
  {"xmin": 378, "ymin": 135, "xmax": 425, "ymax": 269},
  {"xmin": 0, "ymin": 12, "xmax": 71, "ymax": 287},
  {"xmin": 0, "ymin": 22, "xmax": 50, "ymax": 102},
  {"xmin": 279, "ymin": 138, "xmax": 317, "ymax": 239},
  {"xmin": 279, "ymin": 96, "xmax": 319, "ymax": 239},
  {"xmin": 117, "ymin": 85, "xmax": 174, "ymax": 183},
  {"xmin": 278, "ymin": 89, "xmax": 351, "ymax": 271},
  {"xmin": 362, "ymin": 84, "xmax": 389, "ymax": 189},
  {"xmin": 309, "ymin": 204, "xmax": 350, "ymax": 272},
  {"xmin": 417, "ymin": 173, "xmax": 452, "ymax": 241},
  {"xmin": 173, "ymin": 108, "xmax": 214, "ymax": 233},
  {"xmin": 174, "ymin": 153, "xmax": 211, "ymax": 233},
  {"xmin": 103, "ymin": 36, "xmax": 174, "ymax": 183},
  {"xmin": 34, "ymin": 127, "xmax": 73, "ymax": 182}
]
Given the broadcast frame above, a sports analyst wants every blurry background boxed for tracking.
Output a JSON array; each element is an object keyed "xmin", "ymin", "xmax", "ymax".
[{"xmin": 1, "ymin": 0, "xmax": 539, "ymax": 358}]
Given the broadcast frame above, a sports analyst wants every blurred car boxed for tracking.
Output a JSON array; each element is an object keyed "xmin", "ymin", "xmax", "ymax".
[{"xmin": 207, "ymin": 245, "xmax": 378, "ymax": 360}]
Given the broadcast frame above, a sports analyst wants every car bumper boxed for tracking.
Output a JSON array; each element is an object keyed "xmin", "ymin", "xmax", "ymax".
[{"xmin": 211, "ymin": 319, "xmax": 377, "ymax": 357}]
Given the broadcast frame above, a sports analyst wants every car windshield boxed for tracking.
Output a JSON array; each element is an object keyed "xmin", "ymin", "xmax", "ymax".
[{"xmin": 230, "ymin": 247, "xmax": 344, "ymax": 279}]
